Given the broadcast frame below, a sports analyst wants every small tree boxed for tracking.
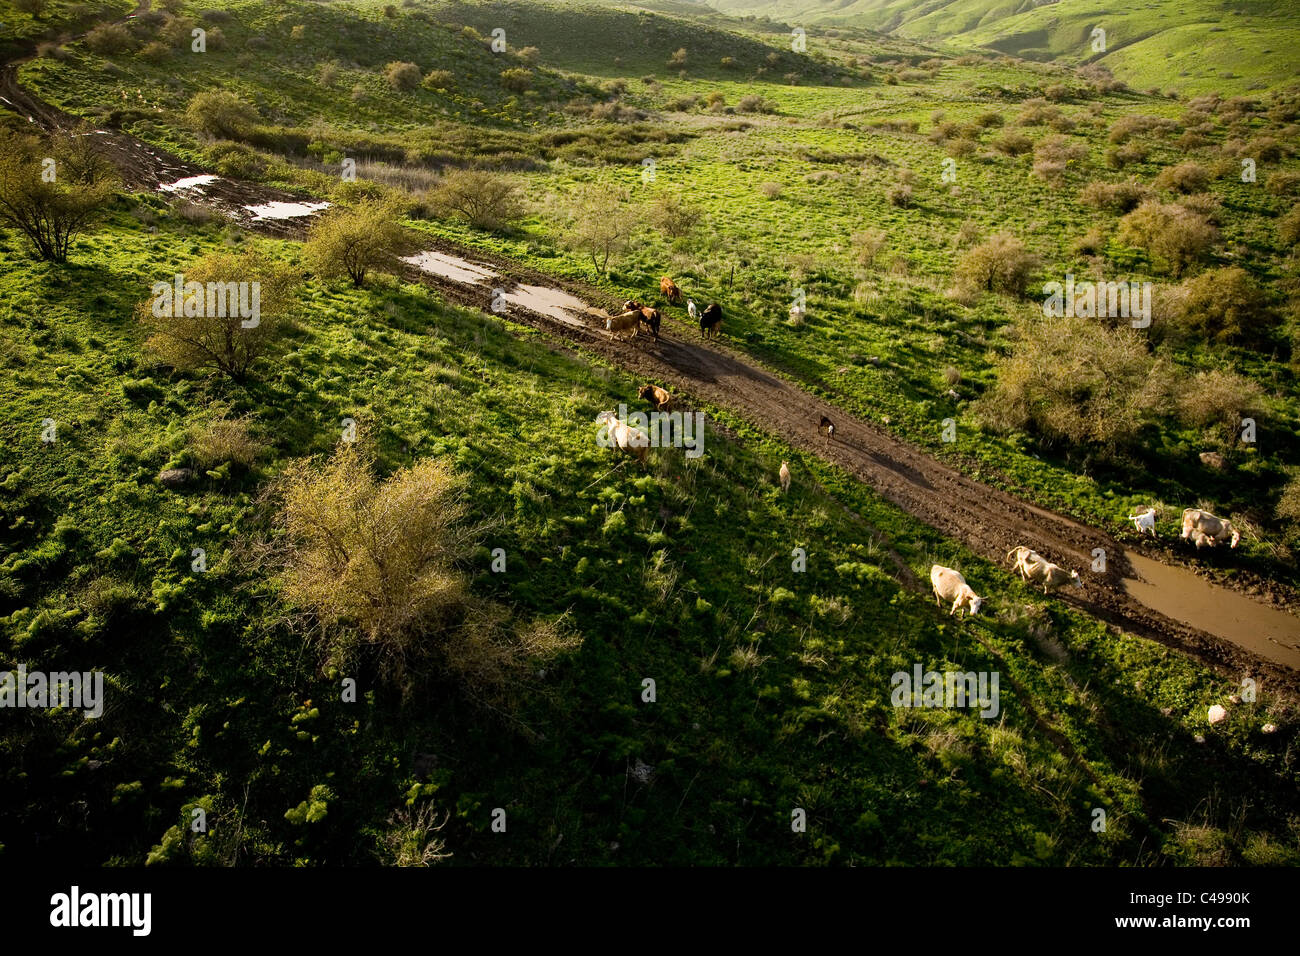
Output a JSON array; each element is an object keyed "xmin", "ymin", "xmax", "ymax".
[
  {"xmin": 668, "ymin": 47, "xmax": 687, "ymax": 68},
  {"xmin": 1177, "ymin": 369, "xmax": 1265, "ymax": 452},
  {"xmin": 1117, "ymin": 200, "xmax": 1216, "ymax": 275},
  {"xmin": 304, "ymin": 201, "xmax": 410, "ymax": 287},
  {"xmin": 1162, "ymin": 266, "xmax": 1280, "ymax": 344},
  {"xmin": 385, "ymin": 61, "xmax": 422, "ymax": 92},
  {"xmin": 649, "ymin": 193, "xmax": 701, "ymax": 240},
  {"xmin": 429, "ymin": 170, "xmax": 523, "ymax": 231},
  {"xmin": 185, "ymin": 90, "xmax": 259, "ymax": 139},
  {"xmin": 562, "ymin": 185, "xmax": 634, "ymax": 275},
  {"xmin": 954, "ymin": 233, "xmax": 1038, "ymax": 296},
  {"xmin": 139, "ymin": 248, "xmax": 300, "ymax": 379},
  {"xmin": 0, "ymin": 131, "xmax": 115, "ymax": 263}
]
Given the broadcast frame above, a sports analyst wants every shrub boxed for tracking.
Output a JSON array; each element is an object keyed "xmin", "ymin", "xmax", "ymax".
[
  {"xmin": 428, "ymin": 170, "xmax": 524, "ymax": 231},
  {"xmin": 85, "ymin": 22, "xmax": 135, "ymax": 55},
  {"xmin": 422, "ymin": 69, "xmax": 454, "ymax": 90},
  {"xmin": 15, "ymin": 0, "xmax": 51, "ymax": 15},
  {"xmin": 975, "ymin": 314, "xmax": 1174, "ymax": 453},
  {"xmin": 499, "ymin": 68, "xmax": 532, "ymax": 93},
  {"xmin": 1106, "ymin": 142, "xmax": 1149, "ymax": 168},
  {"xmin": 667, "ymin": 47, "xmax": 686, "ymax": 68},
  {"xmin": 851, "ymin": 228, "xmax": 886, "ymax": 267},
  {"xmin": 663, "ymin": 94, "xmax": 698, "ymax": 112},
  {"xmin": 1161, "ymin": 266, "xmax": 1280, "ymax": 344},
  {"xmin": 1176, "ymin": 369, "xmax": 1265, "ymax": 450},
  {"xmin": 736, "ymin": 94, "xmax": 777, "ymax": 114},
  {"xmin": 1265, "ymin": 171, "xmax": 1300, "ymax": 196},
  {"xmin": 1079, "ymin": 179, "xmax": 1154, "ymax": 213},
  {"xmin": 189, "ymin": 413, "xmax": 263, "ymax": 470},
  {"xmin": 1154, "ymin": 161, "xmax": 1211, "ymax": 194},
  {"xmin": 759, "ymin": 181, "xmax": 783, "ymax": 199},
  {"xmin": 138, "ymin": 40, "xmax": 171, "ymax": 62},
  {"xmin": 138, "ymin": 248, "xmax": 300, "ymax": 379},
  {"xmin": 0, "ymin": 130, "xmax": 115, "ymax": 263},
  {"xmin": 1073, "ymin": 225, "xmax": 1106, "ymax": 256},
  {"xmin": 887, "ymin": 183, "xmax": 912, "ymax": 207},
  {"xmin": 649, "ymin": 194, "xmax": 701, "ymax": 239},
  {"xmin": 185, "ymin": 90, "xmax": 258, "ymax": 139},
  {"xmin": 954, "ymin": 233, "xmax": 1038, "ymax": 297},
  {"xmin": 992, "ymin": 131, "xmax": 1033, "ymax": 156},
  {"xmin": 1117, "ymin": 201, "xmax": 1216, "ymax": 276},
  {"xmin": 1277, "ymin": 203, "xmax": 1300, "ymax": 247},
  {"xmin": 562, "ymin": 185, "xmax": 634, "ymax": 274},
  {"xmin": 385, "ymin": 61, "xmax": 422, "ymax": 92},
  {"xmin": 517, "ymin": 46, "xmax": 540, "ymax": 65},
  {"xmin": 304, "ymin": 200, "xmax": 411, "ymax": 287},
  {"xmin": 274, "ymin": 440, "xmax": 580, "ymax": 693}
]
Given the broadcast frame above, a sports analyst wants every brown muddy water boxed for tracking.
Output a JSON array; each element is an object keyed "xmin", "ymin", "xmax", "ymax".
[
  {"xmin": 403, "ymin": 250, "xmax": 598, "ymax": 328},
  {"xmin": 1121, "ymin": 551, "xmax": 1300, "ymax": 669}
]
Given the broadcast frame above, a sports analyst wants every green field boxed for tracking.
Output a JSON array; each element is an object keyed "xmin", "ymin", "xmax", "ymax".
[{"xmin": 2, "ymin": 0, "xmax": 1298, "ymax": 866}]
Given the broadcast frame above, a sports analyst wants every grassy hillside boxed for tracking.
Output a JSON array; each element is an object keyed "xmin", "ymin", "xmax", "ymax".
[
  {"xmin": 704, "ymin": 0, "xmax": 1300, "ymax": 96},
  {"xmin": 2, "ymin": 0, "xmax": 1299, "ymax": 866}
]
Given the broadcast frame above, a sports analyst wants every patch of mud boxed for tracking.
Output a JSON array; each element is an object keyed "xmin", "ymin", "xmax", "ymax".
[
  {"xmin": 1122, "ymin": 551, "xmax": 1300, "ymax": 670},
  {"xmin": 160, "ymin": 174, "xmax": 220, "ymax": 192},
  {"xmin": 401, "ymin": 250, "xmax": 497, "ymax": 284},
  {"xmin": 243, "ymin": 200, "xmax": 331, "ymax": 220}
]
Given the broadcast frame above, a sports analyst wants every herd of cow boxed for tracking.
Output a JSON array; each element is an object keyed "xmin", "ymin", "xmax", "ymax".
[
  {"xmin": 930, "ymin": 507, "xmax": 1244, "ymax": 618},
  {"xmin": 603, "ymin": 277, "xmax": 723, "ymax": 342}
]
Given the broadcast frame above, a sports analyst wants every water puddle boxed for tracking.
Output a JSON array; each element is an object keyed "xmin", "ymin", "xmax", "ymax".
[
  {"xmin": 500, "ymin": 284, "xmax": 593, "ymax": 327},
  {"xmin": 1121, "ymin": 550, "xmax": 1300, "ymax": 669},
  {"xmin": 402, "ymin": 250, "xmax": 498, "ymax": 284},
  {"xmin": 243, "ymin": 200, "xmax": 331, "ymax": 220},
  {"xmin": 160, "ymin": 174, "xmax": 220, "ymax": 192},
  {"xmin": 404, "ymin": 250, "xmax": 602, "ymax": 329}
]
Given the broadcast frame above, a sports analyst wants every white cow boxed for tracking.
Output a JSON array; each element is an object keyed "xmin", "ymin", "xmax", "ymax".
[
  {"xmin": 1127, "ymin": 508, "xmax": 1157, "ymax": 537},
  {"xmin": 1007, "ymin": 545, "xmax": 1045, "ymax": 580},
  {"xmin": 1021, "ymin": 557, "xmax": 1082, "ymax": 594},
  {"xmin": 1181, "ymin": 509, "xmax": 1240, "ymax": 549},
  {"xmin": 687, "ymin": 298, "xmax": 698, "ymax": 321},
  {"xmin": 931, "ymin": 565, "xmax": 983, "ymax": 617}
]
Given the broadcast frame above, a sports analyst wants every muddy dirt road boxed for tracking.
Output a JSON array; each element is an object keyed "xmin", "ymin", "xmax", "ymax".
[{"xmin": 3, "ymin": 57, "xmax": 1297, "ymax": 688}]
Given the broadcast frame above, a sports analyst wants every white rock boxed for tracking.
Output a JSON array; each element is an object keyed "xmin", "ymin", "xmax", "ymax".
[
  {"xmin": 1207, "ymin": 704, "xmax": 1227, "ymax": 724},
  {"xmin": 1261, "ymin": 723, "xmax": 1278, "ymax": 734}
]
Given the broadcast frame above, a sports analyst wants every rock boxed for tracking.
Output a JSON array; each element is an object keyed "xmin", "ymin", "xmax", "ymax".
[
  {"xmin": 156, "ymin": 468, "xmax": 195, "ymax": 488},
  {"xmin": 1159, "ymin": 706, "xmax": 1172, "ymax": 716},
  {"xmin": 1194, "ymin": 734, "xmax": 1206, "ymax": 744},
  {"xmin": 1207, "ymin": 704, "xmax": 1228, "ymax": 724},
  {"xmin": 867, "ymin": 356, "xmax": 881, "ymax": 366},
  {"xmin": 1261, "ymin": 723, "xmax": 1278, "ymax": 734},
  {"xmin": 1199, "ymin": 451, "xmax": 1226, "ymax": 470}
]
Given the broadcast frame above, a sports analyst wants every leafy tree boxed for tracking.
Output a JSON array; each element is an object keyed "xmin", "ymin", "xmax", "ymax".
[
  {"xmin": 1117, "ymin": 200, "xmax": 1216, "ymax": 276},
  {"xmin": 138, "ymin": 248, "xmax": 300, "ymax": 379},
  {"xmin": 562, "ymin": 185, "xmax": 634, "ymax": 275},
  {"xmin": 0, "ymin": 131, "xmax": 115, "ymax": 263},
  {"xmin": 429, "ymin": 170, "xmax": 523, "ymax": 231},
  {"xmin": 954, "ymin": 233, "xmax": 1038, "ymax": 296},
  {"xmin": 185, "ymin": 90, "xmax": 259, "ymax": 139},
  {"xmin": 304, "ymin": 200, "xmax": 410, "ymax": 287}
]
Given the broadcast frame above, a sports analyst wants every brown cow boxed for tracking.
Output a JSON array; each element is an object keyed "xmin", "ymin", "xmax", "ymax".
[
  {"xmin": 636, "ymin": 306, "xmax": 661, "ymax": 341},
  {"xmin": 660, "ymin": 276, "xmax": 683, "ymax": 304},
  {"xmin": 638, "ymin": 384, "xmax": 671, "ymax": 411},
  {"xmin": 818, "ymin": 415, "xmax": 836, "ymax": 443}
]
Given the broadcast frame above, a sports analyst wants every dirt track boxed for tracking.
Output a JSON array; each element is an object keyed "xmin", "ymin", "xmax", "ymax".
[{"xmin": 3, "ymin": 54, "xmax": 1297, "ymax": 690}]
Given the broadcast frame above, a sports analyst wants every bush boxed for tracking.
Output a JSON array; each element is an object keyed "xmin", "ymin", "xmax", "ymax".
[
  {"xmin": 274, "ymin": 440, "xmax": 580, "ymax": 694},
  {"xmin": 422, "ymin": 69, "xmax": 454, "ymax": 90},
  {"xmin": 1154, "ymin": 161, "xmax": 1211, "ymax": 194},
  {"xmin": 954, "ymin": 233, "xmax": 1038, "ymax": 297},
  {"xmin": 1277, "ymin": 203, "xmax": 1300, "ymax": 247},
  {"xmin": 992, "ymin": 131, "xmax": 1033, "ymax": 156},
  {"xmin": 1117, "ymin": 201, "xmax": 1216, "ymax": 276},
  {"xmin": 304, "ymin": 201, "xmax": 411, "ymax": 287},
  {"xmin": 189, "ymin": 413, "xmax": 263, "ymax": 470},
  {"xmin": 499, "ymin": 68, "xmax": 532, "ymax": 93},
  {"xmin": 138, "ymin": 248, "xmax": 300, "ymax": 379},
  {"xmin": 759, "ymin": 181, "xmax": 783, "ymax": 199},
  {"xmin": 385, "ymin": 61, "xmax": 422, "ymax": 92},
  {"xmin": 185, "ymin": 90, "xmax": 258, "ymax": 139},
  {"xmin": 1106, "ymin": 142, "xmax": 1149, "ymax": 169},
  {"xmin": 851, "ymin": 228, "xmax": 886, "ymax": 267},
  {"xmin": 562, "ymin": 185, "xmax": 634, "ymax": 275},
  {"xmin": 887, "ymin": 183, "xmax": 912, "ymax": 207},
  {"xmin": 427, "ymin": 170, "xmax": 524, "ymax": 231},
  {"xmin": 975, "ymin": 314, "xmax": 1174, "ymax": 454},
  {"xmin": 0, "ymin": 130, "xmax": 115, "ymax": 263},
  {"xmin": 85, "ymin": 22, "xmax": 135, "ymax": 55},
  {"xmin": 736, "ymin": 94, "xmax": 777, "ymax": 114},
  {"xmin": 649, "ymin": 194, "xmax": 701, "ymax": 239},
  {"xmin": 1079, "ymin": 179, "xmax": 1155, "ymax": 213},
  {"xmin": 1161, "ymin": 266, "xmax": 1281, "ymax": 345},
  {"xmin": 1176, "ymin": 369, "xmax": 1265, "ymax": 450},
  {"xmin": 15, "ymin": 0, "xmax": 51, "ymax": 15}
]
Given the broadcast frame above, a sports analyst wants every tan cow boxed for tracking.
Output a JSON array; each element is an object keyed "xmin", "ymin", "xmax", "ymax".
[
  {"xmin": 1181, "ymin": 509, "xmax": 1240, "ymax": 549},
  {"xmin": 1020, "ymin": 557, "xmax": 1082, "ymax": 594},
  {"xmin": 930, "ymin": 565, "xmax": 983, "ymax": 617},
  {"xmin": 660, "ymin": 276, "xmax": 683, "ymax": 304},
  {"xmin": 1006, "ymin": 545, "xmax": 1045, "ymax": 580},
  {"xmin": 605, "ymin": 311, "xmax": 640, "ymax": 339},
  {"xmin": 638, "ymin": 384, "xmax": 671, "ymax": 411},
  {"xmin": 595, "ymin": 411, "xmax": 650, "ymax": 467}
]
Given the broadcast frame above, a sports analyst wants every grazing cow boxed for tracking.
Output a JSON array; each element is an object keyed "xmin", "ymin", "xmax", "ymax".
[
  {"xmin": 1189, "ymin": 529, "xmax": 1216, "ymax": 550},
  {"xmin": 779, "ymin": 460, "xmax": 791, "ymax": 494},
  {"xmin": 1181, "ymin": 508, "xmax": 1240, "ymax": 549},
  {"xmin": 623, "ymin": 299, "xmax": 642, "ymax": 313},
  {"xmin": 638, "ymin": 383, "xmax": 672, "ymax": 411},
  {"xmin": 687, "ymin": 299, "xmax": 698, "ymax": 321},
  {"xmin": 930, "ymin": 565, "xmax": 983, "ymax": 618},
  {"xmin": 1006, "ymin": 545, "xmax": 1045, "ymax": 580},
  {"xmin": 1127, "ymin": 508, "xmax": 1158, "ymax": 537},
  {"xmin": 636, "ymin": 306, "xmax": 661, "ymax": 341},
  {"xmin": 660, "ymin": 276, "xmax": 683, "ymax": 304},
  {"xmin": 818, "ymin": 415, "xmax": 836, "ymax": 443},
  {"xmin": 699, "ymin": 303, "xmax": 723, "ymax": 339},
  {"xmin": 605, "ymin": 311, "xmax": 640, "ymax": 339},
  {"xmin": 595, "ymin": 410, "xmax": 650, "ymax": 468},
  {"xmin": 1020, "ymin": 557, "xmax": 1082, "ymax": 595}
]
